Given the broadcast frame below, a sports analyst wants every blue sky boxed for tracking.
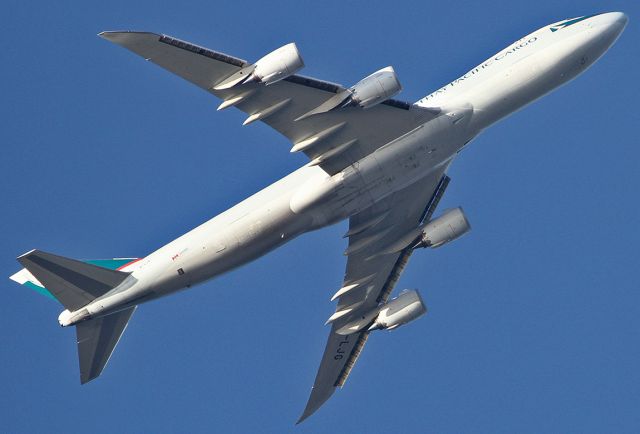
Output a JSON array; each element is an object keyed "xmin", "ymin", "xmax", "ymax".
[{"xmin": 1, "ymin": 0, "xmax": 639, "ymax": 433}]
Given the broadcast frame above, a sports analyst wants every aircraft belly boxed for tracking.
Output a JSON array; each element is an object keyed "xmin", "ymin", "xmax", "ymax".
[
  {"xmin": 133, "ymin": 185, "xmax": 314, "ymax": 299},
  {"xmin": 100, "ymin": 115, "xmax": 475, "ymax": 309},
  {"xmin": 195, "ymin": 193, "xmax": 312, "ymax": 279},
  {"xmin": 292, "ymin": 115, "xmax": 472, "ymax": 225}
]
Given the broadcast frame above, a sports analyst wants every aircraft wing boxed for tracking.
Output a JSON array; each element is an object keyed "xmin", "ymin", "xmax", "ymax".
[
  {"xmin": 99, "ymin": 32, "xmax": 438, "ymax": 174},
  {"xmin": 298, "ymin": 167, "xmax": 452, "ymax": 422}
]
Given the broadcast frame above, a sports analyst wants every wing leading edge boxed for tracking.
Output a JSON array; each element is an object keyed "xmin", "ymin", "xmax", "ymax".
[
  {"xmin": 99, "ymin": 31, "xmax": 437, "ymax": 175},
  {"xmin": 99, "ymin": 30, "xmax": 449, "ymax": 421},
  {"xmin": 298, "ymin": 171, "xmax": 452, "ymax": 423}
]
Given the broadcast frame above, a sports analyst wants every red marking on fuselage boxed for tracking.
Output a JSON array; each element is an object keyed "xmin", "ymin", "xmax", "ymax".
[{"xmin": 116, "ymin": 257, "xmax": 143, "ymax": 270}]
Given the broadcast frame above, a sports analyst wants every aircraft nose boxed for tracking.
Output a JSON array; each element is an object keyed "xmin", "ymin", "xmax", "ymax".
[
  {"xmin": 604, "ymin": 11, "xmax": 628, "ymax": 32},
  {"xmin": 591, "ymin": 12, "xmax": 628, "ymax": 38},
  {"xmin": 580, "ymin": 12, "xmax": 628, "ymax": 60}
]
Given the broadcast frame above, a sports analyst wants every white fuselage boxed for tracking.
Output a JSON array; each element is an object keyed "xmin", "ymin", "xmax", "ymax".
[{"xmin": 61, "ymin": 12, "xmax": 626, "ymax": 326}]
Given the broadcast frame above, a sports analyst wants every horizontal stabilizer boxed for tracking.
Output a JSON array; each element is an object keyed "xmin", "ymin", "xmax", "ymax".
[
  {"xmin": 77, "ymin": 307, "xmax": 136, "ymax": 384},
  {"xmin": 11, "ymin": 258, "xmax": 141, "ymax": 301},
  {"xmin": 17, "ymin": 250, "xmax": 131, "ymax": 311}
]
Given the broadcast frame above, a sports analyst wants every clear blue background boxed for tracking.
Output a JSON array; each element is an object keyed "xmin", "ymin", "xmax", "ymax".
[{"xmin": 2, "ymin": 1, "xmax": 638, "ymax": 433}]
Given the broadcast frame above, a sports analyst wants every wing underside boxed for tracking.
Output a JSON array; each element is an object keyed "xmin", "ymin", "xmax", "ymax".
[
  {"xmin": 98, "ymin": 30, "xmax": 450, "ymax": 421},
  {"xmin": 298, "ymin": 171, "xmax": 451, "ymax": 422},
  {"xmin": 99, "ymin": 31, "xmax": 437, "ymax": 174}
]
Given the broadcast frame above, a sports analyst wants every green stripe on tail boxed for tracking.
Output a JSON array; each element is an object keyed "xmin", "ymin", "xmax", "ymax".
[{"xmin": 14, "ymin": 258, "xmax": 139, "ymax": 301}]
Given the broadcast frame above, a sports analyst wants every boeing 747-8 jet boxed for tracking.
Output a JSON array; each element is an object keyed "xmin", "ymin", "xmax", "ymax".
[{"xmin": 10, "ymin": 12, "xmax": 627, "ymax": 422}]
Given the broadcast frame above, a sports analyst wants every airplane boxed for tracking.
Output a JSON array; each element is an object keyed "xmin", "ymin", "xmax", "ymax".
[{"xmin": 10, "ymin": 11, "xmax": 627, "ymax": 423}]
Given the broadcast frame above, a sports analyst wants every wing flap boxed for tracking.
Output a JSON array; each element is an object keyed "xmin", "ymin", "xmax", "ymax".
[
  {"xmin": 99, "ymin": 31, "xmax": 246, "ymax": 90},
  {"xmin": 298, "ymin": 329, "xmax": 367, "ymax": 424},
  {"xmin": 100, "ymin": 31, "xmax": 438, "ymax": 174},
  {"xmin": 299, "ymin": 168, "xmax": 452, "ymax": 422}
]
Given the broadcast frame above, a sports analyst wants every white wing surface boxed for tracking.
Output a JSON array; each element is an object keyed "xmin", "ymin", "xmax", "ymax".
[
  {"xmin": 101, "ymin": 31, "xmax": 449, "ymax": 421},
  {"xmin": 297, "ymin": 169, "xmax": 451, "ymax": 422},
  {"xmin": 99, "ymin": 32, "xmax": 437, "ymax": 174}
]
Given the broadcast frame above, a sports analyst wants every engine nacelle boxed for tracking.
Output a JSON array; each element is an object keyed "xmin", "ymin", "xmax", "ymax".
[
  {"xmin": 214, "ymin": 43, "xmax": 304, "ymax": 89},
  {"xmin": 292, "ymin": 65, "xmax": 402, "ymax": 120},
  {"xmin": 416, "ymin": 207, "xmax": 471, "ymax": 249},
  {"xmin": 253, "ymin": 42, "xmax": 304, "ymax": 85},
  {"xmin": 368, "ymin": 289, "xmax": 427, "ymax": 331},
  {"xmin": 344, "ymin": 66, "xmax": 402, "ymax": 109}
]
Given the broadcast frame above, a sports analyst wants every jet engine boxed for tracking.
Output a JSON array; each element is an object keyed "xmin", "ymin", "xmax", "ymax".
[
  {"xmin": 294, "ymin": 66, "xmax": 403, "ymax": 120},
  {"xmin": 368, "ymin": 289, "xmax": 427, "ymax": 331},
  {"xmin": 414, "ymin": 207, "xmax": 471, "ymax": 249},
  {"xmin": 336, "ymin": 289, "xmax": 427, "ymax": 335},
  {"xmin": 252, "ymin": 43, "xmax": 304, "ymax": 85},
  {"xmin": 214, "ymin": 43, "xmax": 304, "ymax": 89},
  {"xmin": 342, "ymin": 66, "xmax": 402, "ymax": 109}
]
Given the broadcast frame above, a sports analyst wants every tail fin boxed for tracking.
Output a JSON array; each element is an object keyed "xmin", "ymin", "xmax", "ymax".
[{"xmin": 16, "ymin": 249, "xmax": 130, "ymax": 311}]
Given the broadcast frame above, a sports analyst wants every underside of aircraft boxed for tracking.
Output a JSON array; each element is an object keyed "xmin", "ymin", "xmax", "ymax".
[{"xmin": 10, "ymin": 11, "xmax": 627, "ymax": 423}]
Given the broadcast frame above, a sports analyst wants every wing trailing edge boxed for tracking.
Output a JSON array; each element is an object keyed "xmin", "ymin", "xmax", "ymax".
[{"xmin": 298, "ymin": 173, "xmax": 451, "ymax": 423}]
